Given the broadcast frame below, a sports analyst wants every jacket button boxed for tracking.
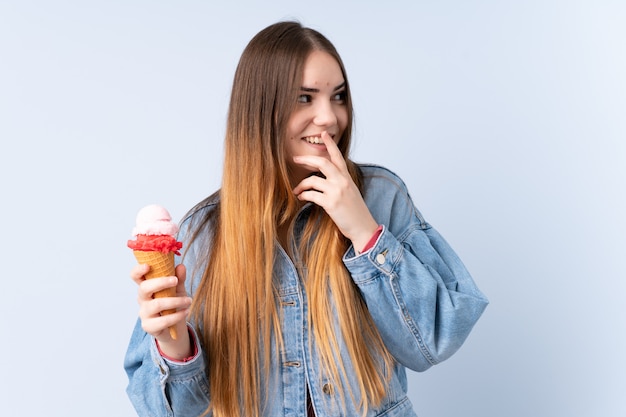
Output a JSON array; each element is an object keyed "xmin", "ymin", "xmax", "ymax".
[
  {"xmin": 322, "ymin": 383, "xmax": 333, "ymax": 395},
  {"xmin": 375, "ymin": 249, "xmax": 389, "ymax": 265},
  {"xmin": 376, "ymin": 253, "xmax": 386, "ymax": 264}
]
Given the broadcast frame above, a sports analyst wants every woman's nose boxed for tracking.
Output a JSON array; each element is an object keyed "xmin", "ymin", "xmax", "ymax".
[{"xmin": 313, "ymin": 101, "xmax": 338, "ymax": 127}]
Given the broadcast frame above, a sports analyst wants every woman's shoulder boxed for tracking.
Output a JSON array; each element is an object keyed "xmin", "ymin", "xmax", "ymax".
[
  {"xmin": 357, "ymin": 163, "xmax": 411, "ymax": 196},
  {"xmin": 177, "ymin": 190, "xmax": 220, "ymax": 239},
  {"xmin": 357, "ymin": 163, "xmax": 429, "ymax": 231}
]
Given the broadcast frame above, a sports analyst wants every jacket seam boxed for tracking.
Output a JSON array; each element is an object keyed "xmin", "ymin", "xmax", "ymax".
[{"xmin": 388, "ymin": 256, "xmax": 438, "ymax": 366}]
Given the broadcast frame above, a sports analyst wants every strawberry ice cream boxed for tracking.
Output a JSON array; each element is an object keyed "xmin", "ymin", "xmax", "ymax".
[{"xmin": 127, "ymin": 204, "xmax": 183, "ymax": 340}]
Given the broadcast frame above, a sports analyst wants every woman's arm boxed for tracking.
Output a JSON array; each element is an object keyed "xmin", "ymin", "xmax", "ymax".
[
  {"xmin": 343, "ymin": 165, "xmax": 488, "ymax": 371},
  {"xmin": 125, "ymin": 248, "xmax": 210, "ymax": 416},
  {"xmin": 344, "ymin": 223, "xmax": 488, "ymax": 371},
  {"xmin": 124, "ymin": 320, "xmax": 210, "ymax": 416}
]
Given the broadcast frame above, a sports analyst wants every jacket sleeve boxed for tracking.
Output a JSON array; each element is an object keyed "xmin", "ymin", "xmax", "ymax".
[
  {"xmin": 343, "ymin": 169, "xmax": 488, "ymax": 372},
  {"xmin": 124, "ymin": 320, "xmax": 210, "ymax": 416}
]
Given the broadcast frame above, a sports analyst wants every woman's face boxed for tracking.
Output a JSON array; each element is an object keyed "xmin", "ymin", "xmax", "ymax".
[{"xmin": 284, "ymin": 50, "xmax": 349, "ymax": 184}]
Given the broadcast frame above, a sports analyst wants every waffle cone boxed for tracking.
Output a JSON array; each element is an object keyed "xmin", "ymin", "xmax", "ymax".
[{"xmin": 133, "ymin": 250, "xmax": 178, "ymax": 339}]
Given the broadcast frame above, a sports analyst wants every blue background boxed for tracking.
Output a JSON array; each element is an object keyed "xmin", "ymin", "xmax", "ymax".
[{"xmin": 1, "ymin": 1, "xmax": 624, "ymax": 416}]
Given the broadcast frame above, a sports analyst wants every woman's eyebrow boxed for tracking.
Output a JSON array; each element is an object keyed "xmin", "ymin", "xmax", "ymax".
[
  {"xmin": 333, "ymin": 81, "xmax": 346, "ymax": 91},
  {"xmin": 300, "ymin": 81, "xmax": 346, "ymax": 93}
]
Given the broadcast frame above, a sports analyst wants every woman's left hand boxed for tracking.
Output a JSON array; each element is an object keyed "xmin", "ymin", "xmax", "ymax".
[{"xmin": 292, "ymin": 131, "xmax": 379, "ymax": 252}]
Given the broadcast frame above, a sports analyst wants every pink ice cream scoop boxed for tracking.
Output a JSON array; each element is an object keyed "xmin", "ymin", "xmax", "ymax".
[
  {"xmin": 128, "ymin": 205, "xmax": 182, "ymax": 254},
  {"xmin": 127, "ymin": 204, "xmax": 182, "ymax": 340}
]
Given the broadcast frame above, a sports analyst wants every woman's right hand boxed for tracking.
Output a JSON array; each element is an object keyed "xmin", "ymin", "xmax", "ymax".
[{"xmin": 131, "ymin": 263, "xmax": 194, "ymax": 360}]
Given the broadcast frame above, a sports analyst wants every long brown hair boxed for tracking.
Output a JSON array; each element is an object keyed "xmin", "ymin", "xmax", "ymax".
[{"xmin": 188, "ymin": 21, "xmax": 393, "ymax": 417}]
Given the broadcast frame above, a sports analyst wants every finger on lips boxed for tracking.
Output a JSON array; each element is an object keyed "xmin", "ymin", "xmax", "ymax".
[
  {"xmin": 320, "ymin": 132, "xmax": 346, "ymax": 167},
  {"xmin": 320, "ymin": 132, "xmax": 336, "ymax": 151}
]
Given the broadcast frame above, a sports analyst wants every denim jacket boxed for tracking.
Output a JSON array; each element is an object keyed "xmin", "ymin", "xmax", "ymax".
[{"xmin": 124, "ymin": 164, "xmax": 488, "ymax": 417}]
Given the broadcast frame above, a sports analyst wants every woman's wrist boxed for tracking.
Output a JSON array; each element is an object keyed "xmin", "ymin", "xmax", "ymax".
[
  {"xmin": 352, "ymin": 221, "xmax": 382, "ymax": 255},
  {"xmin": 156, "ymin": 324, "xmax": 196, "ymax": 362},
  {"xmin": 360, "ymin": 225, "xmax": 383, "ymax": 253}
]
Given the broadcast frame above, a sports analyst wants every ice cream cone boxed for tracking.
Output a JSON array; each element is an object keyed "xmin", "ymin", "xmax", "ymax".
[
  {"xmin": 128, "ymin": 205, "xmax": 183, "ymax": 340},
  {"xmin": 133, "ymin": 250, "xmax": 179, "ymax": 340}
]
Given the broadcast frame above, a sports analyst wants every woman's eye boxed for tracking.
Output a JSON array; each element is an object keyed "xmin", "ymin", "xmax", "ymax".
[
  {"xmin": 332, "ymin": 91, "xmax": 347, "ymax": 102},
  {"xmin": 297, "ymin": 94, "xmax": 312, "ymax": 104}
]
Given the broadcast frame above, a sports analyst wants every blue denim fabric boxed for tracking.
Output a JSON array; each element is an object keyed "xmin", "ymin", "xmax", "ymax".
[{"xmin": 124, "ymin": 164, "xmax": 489, "ymax": 417}]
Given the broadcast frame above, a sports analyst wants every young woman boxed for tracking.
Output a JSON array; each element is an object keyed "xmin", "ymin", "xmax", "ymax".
[{"xmin": 125, "ymin": 21, "xmax": 488, "ymax": 417}]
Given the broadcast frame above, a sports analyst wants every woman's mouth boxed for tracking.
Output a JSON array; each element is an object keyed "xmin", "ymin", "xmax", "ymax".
[{"xmin": 302, "ymin": 134, "xmax": 333, "ymax": 144}]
